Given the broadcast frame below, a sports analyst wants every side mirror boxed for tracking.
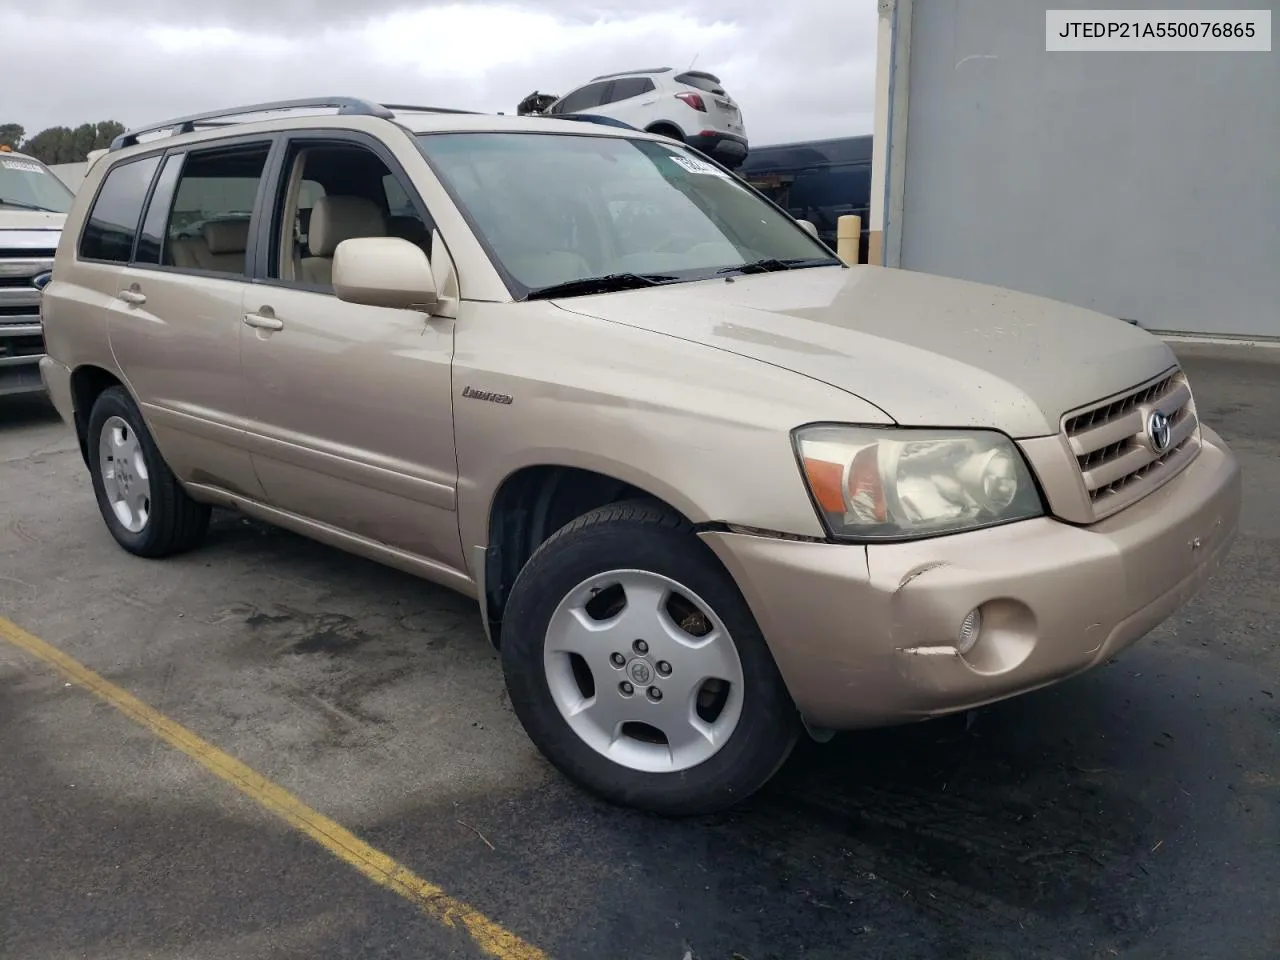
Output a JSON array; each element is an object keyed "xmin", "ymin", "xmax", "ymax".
[
  {"xmin": 333, "ymin": 236, "xmax": 438, "ymax": 310},
  {"xmin": 796, "ymin": 219, "xmax": 820, "ymax": 240}
]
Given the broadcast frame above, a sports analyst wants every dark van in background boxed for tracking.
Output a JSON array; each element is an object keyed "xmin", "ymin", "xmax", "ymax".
[{"xmin": 737, "ymin": 134, "xmax": 872, "ymax": 263}]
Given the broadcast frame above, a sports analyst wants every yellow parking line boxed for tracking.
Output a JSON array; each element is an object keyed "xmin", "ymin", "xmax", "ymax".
[{"xmin": 0, "ymin": 616, "xmax": 548, "ymax": 960}]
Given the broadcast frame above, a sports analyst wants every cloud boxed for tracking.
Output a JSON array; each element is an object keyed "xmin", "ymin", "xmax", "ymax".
[{"xmin": 4, "ymin": 1, "xmax": 876, "ymax": 147}]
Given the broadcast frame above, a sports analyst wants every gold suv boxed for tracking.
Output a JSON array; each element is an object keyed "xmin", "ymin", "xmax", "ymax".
[{"xmin": 39, "ymin": 98, "xmax": 1242, "ymax": 815}]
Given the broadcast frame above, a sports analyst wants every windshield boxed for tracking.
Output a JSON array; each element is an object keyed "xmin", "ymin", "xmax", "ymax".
[
  {"xmin": 415, "ymin": 131, "xmax": 839, "ymax": 296},
  {"xmin": 0, "ymin": 155, "xmax": 75, "ymax": 214}
]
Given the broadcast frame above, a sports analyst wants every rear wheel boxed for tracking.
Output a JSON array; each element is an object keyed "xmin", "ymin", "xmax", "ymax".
[
  {"xmin": 500, "ymin": 500, "xmax": 800, "ymax": 816},
  {"xmin": 646, "ymin": 124, "xmax": 684, "ymax": 143},
  {"xmin": 86, "ymin": 386, "xmax": 211, "ymax": 557}
]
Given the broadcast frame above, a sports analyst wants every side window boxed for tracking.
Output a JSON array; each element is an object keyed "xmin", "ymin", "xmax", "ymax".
[
  {"xmin": 555, "ymin": 82, "xmax": 609, "ymax": 114},
  {"xmin": 605, "ymin": 77, "xmax": 654, "ymax": 104},
  {"xmin": 269, "ymin": 140, "xmax": 434, "ymax": 290},
  {"xmin": 78, "ymin": 155, "xmax": 162, "ymax": 263},
  {"xmin": 549, "ymin": 87, "xmax": 581, "ymax": 114},
  {"xmin": 163, "ymin": 142, "xmax": 271, "ymax": 276},
  {"xmin": 382, "ymin": 173, "xmax": 433, "ymax": 258},
  {"xmin": 295, "ymin": 179, "xmax": 325, "ymax": 250},
  {"xmin": 134, "ymin": 154, "xmax": 184, "ymax": 265},
  {"xmin": 383, "ymin": 174, "xmax": 412, "ymax": 216}
]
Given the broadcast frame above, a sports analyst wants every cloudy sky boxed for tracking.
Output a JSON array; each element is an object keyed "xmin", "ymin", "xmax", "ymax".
[{"xmin": 4, "ymin": 0, "xmax": 876, "ymax": 147}]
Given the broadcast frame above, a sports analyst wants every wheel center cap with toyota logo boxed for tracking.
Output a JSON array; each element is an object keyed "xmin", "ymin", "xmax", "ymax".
[
  {"xmin": 1146, "ymin": 410, "xmax": 1172, "ymax": 454},
  {"xmin": 627, "ymin": 658, "xmax": 654, "ymax": 686}
]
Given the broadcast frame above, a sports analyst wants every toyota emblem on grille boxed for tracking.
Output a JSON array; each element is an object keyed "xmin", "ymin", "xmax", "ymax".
[{"xmin": 1146, "ymin": 410, "xmax": 1172, "ymax": 454}]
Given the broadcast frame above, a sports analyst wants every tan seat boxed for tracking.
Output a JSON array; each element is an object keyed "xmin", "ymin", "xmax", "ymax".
[
  {"xmin": 167, "ymin": 218, "xmax": 251, "ymax": 274},
  {"xmin": 168, "ymin": 235, "xmax": 204, "ymax": 270},
  {"xmin": 300, "ymin": 196, "xmax": 387, "ymax": 287}
]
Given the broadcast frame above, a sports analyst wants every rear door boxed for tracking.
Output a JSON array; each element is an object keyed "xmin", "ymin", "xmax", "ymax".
[
  {"xmin": 598, "ymin": 77, "xmax": 658, "ymax": 127},
  {"xmin": 109, "ymin": 136, "xmax": 276, "ymax": 499}
]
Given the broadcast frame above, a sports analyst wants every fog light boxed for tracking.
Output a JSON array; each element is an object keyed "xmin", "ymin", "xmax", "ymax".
[{"xmin": 957, "ymin": 608, "xmax": 983, "ymax": 654}]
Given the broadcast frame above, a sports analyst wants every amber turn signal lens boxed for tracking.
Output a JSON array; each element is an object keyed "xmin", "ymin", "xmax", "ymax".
[{"xmin": 801, "ymin": 457, "xmax": 847, "ymax": 513}]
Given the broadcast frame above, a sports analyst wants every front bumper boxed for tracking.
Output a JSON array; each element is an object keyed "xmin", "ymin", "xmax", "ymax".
[
  {"xmin": 701, "ymin": 425, "xmax": 1242, "ymax": 729},
  {"xmin": 38, "ymin": 355, "xmax": 75, "ymax": 424},
  {"xmin": 0, "ymin": 324, "xmax": 47, "ymax": 398},
  {"xmin": 0, "ymin": 354, "xmax": 45, "ymax": 397}
]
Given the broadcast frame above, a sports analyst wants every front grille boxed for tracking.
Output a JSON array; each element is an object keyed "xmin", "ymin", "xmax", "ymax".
[
  {"xmin": 0, "ymin": 257, "xmax": 53, "ymax": 313},
  {"xmin": 0, "ymin": 252, "xmax": 52, "ymax": 369},
  {"xmin": 0, "ymin": 333, "xmax": 44, "ymax": 359},
  {"xmin": 1063, "ymin": 368, "xmax": 1201, "ymax": 519}
]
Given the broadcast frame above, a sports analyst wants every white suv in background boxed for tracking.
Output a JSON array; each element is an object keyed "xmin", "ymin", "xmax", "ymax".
[{"xmin": 542, "ymin": 67, "xmax": 749, "ymax": 169}]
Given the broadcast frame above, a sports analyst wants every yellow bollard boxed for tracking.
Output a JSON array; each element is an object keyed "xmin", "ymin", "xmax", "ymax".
[{"xmin": 836, "ymin": 214, "xmax": 862, "ymax": 265}]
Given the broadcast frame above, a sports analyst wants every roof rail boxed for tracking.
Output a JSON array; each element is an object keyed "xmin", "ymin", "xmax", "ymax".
[
  {"xmin": 590, "ymin": 67, "xmax": 672, "ymax": 81},
  {"xmin": 379, "ymin": 103, "xmax": 481, "ymax": 115},
  {"xmin": 109, "ymin": 96, "xmax": 396, "ymax": 150}
]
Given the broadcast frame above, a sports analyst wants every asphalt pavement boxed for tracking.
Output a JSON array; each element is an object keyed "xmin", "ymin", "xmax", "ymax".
[{"xmin": 1, "ymin": 344, "xmax": 1277, "ymax": 960}]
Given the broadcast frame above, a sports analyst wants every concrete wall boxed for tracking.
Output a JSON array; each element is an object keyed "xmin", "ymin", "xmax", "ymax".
[
  {"xmin": 49, "ymin": 161, "xmax": 90, "ymax": 191},
  {"xmin": 887, "ymin": 0, "xmax": 1278, "ymax": 338}
]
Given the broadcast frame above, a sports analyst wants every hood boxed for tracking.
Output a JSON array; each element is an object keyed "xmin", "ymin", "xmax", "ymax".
[
  {"xmin": 0, "ymin": 209, "xmax": 66, "ymax": 231},
  {"xmin": 552, "ymin": 265, "xmax": 1178, "ymax": 438},
  {"xmin": 0, "ymin": 210, "xmax": 65, "ymax": 253}
]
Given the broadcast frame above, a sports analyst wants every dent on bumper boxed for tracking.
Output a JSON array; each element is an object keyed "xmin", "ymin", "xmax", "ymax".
[{"xmin": 701, "ymin": 427, "xmax": 1242, "ymax": 729}]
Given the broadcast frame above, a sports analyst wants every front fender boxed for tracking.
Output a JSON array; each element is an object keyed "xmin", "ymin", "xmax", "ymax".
[{"xmin": 451, "ymin": 301, "xmax": 891, "ymax": 557}]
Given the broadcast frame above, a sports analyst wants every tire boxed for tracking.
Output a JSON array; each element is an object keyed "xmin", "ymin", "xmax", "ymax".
[
  {"xmin": 500, "ymin": 499, "xmax": 800, "ymax": 816},
  {"xmin": 86, "ymin": 386, "xmax": 211, "ymax": 558}
]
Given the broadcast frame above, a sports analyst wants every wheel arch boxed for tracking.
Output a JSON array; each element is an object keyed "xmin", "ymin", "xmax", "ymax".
[
  {"xmin": 478, "ymin": 463, "xmax": 715, "ymax": 647},
  {"xmin": 644, "ymin": 121, "xmax": 685, "ymax": 141},
  {"xmin": 68, "ymin": 364, "xmax": 127, "ymax": 468}
]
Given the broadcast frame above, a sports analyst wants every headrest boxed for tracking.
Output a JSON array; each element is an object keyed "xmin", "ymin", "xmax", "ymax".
[
  {"xmin": 308, "ymin": 195, "xmax": 386, "ymax": 257},
  {"xmin": 202, "ymin": 218, "xmax": 251, "ymax": 255}
]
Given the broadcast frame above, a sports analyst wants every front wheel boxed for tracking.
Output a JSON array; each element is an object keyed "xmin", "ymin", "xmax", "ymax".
[{"xmin": 500, "ymin": 500, "xmax": 800, "ymax": 816}]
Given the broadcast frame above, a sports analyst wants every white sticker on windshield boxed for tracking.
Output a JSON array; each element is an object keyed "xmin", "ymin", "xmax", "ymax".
[
  {"xmin": 669, "ymin": 155, "xmax": 730, "ymax": 179},
  {"xmin": 2, "ymin": 160, "xmax": 45, "ymax": 174}
]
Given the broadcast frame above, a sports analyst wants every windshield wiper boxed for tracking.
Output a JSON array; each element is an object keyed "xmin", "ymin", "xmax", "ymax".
[
  {"xmin": 0, "ymin": 197, "xmax": 61, "ymax": 213},
  {"xmin": 526, "ymin": 273, "xmax": 678, "ymax": 300},
  {"xmin": 717, "ymin": 256, "xmax": 843, "ymax": 276}
]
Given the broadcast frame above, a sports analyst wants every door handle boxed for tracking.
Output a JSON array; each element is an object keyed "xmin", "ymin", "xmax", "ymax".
[
  {"xmin": 244, "ymin": 311, "xmax": 284, "ymax": 331},
  {"xmin": 116, "ymin": 289, "xmax": 147, "ymax": 306}
]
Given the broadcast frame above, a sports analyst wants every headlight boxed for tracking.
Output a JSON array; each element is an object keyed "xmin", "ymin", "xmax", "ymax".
[{"xmin": 793, "ymin": 425, "xmax": 1044, "ymax": 541}]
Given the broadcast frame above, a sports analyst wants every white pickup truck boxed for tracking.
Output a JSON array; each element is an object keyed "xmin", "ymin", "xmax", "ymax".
[{"xmin": 0, "ymin": 147, "xmax": 78, "ymax": 398}]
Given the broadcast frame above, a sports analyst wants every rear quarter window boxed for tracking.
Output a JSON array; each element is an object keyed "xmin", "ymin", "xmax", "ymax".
[{"xmin": 79, "ymin": 155, "xmax": 162, "ymax": 263}]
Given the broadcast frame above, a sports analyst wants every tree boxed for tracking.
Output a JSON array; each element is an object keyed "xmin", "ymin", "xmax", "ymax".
[
  {"xmin": 19, "ymin": 121, "xmax": 127, "ymax": 164},
  {"xmin": 0, "ymin": 123, "xmax": 23, "ymax": 150}
]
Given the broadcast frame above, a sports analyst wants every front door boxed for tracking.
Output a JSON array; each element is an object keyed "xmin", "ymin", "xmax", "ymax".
[{"xmin": 239, "ymin": 133, "xmax": 462, "ymax": 573}]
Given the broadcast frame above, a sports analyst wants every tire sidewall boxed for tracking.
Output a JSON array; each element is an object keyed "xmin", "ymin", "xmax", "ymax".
[
  {"xmin": 501, "ymin": 515, "xmax": 798, "ymax": 814},
  {"xmin": 87, "ymin": 388, "xmax": 162, "ymax": 554}
]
